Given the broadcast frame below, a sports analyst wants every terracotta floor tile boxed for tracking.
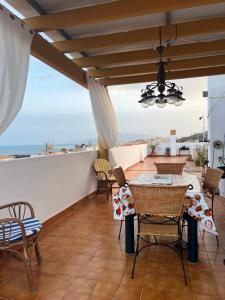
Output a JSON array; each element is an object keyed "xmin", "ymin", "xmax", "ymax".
[
  {"xmin": 141, "ymin": 287, "xmax": 167, "ymax": 300},
  {"xmin": 191, "ymin": 269, "xmax": 217, "ymax": 282},
  {"xmin": 191, "ymin": 280, "xmax": 219, "ymax": 297},
  {"xmin": 193, "ymin": 295, "xmax": 219, "ymax": 300},
  {"xmin": 36, "ymin": 261, "xmax": 65, "ymax": 275},
  {"xmin": 167, "ymin": 275, "xmax": 192, "ymax": 293},
  {"xmin": 120, "ymin": 271, "xmax": 144, "ymax": 287},
  {"xmin": 166, "ymin": 291, "xmax": 193, "ymax": 300},
  {"xmin": 69, "ymin": 254, "xmax": 92, "ymax": 265},
  {"xmin": 115, "ymin": 284, "xmax": 142, "ymax": 300},
  {"xmin": 36, "ymin": 288, "xmax": 66, "ymax": 300},
  {"xmin": 60, "ymin": 262, "xmax": 82, "ymax": 277},
  {"xmin": 144, "ymin": 273, "xmax": 168, "ymax": 291},
  {"xmin": 88, "ymin": 295, "xmax": 114, "ymax": 300},
  {"xmin": 68, "ymin": 277, "xmax": 97, "ymax": 294},
  {"xmin": 91, "ymin": 281, "xmax": 119, "ymax": 298},
  {"xmin": 99, "ymin": 270, "xmax": 123, "ymax": 283},
  {"xmin": 62, "ymin": 291, "xmax": 89, "ymax": 300},
  {"xmin": 217, "ymin": 284, "xmax": 225, "ymax": 299}
]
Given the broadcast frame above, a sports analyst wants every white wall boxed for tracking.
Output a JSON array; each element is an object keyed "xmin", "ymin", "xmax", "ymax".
[
  {"xmin": 109, "ymin": 144, "xmax": 149, "ymax": 170},
  {"xmin": 0, "ymin": 151, "xmax": 98, "ymax": 222},
  {"xmin": 109, "ymin": 142, "xmax": 207, "ymax": 171},
  {"xmin": 208, "ymin": 75, "xmax": 225, "ymax": 167},
  {"xmin": 155, "ymin": 142, "xmax": 206, "ymax": 158},
  {"xmin": 208, "ymin": 75, "xmax": 225, "ymax": 196}
]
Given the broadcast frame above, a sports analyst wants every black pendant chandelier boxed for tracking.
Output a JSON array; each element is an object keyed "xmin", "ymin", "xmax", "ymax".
[{"xmin": 139, "ymin": 28, "xmax": 185, "ymax": 108}]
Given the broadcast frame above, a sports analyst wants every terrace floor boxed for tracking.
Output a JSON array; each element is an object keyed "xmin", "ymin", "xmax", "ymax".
[{"xmin": 1, "ymin": 156, "xmax": 225, "ymax": 300}]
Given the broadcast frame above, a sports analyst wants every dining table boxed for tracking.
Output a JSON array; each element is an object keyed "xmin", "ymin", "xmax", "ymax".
[{"xmin": 112, "ymin": 172, "xmax": 217, "ymax": 264}]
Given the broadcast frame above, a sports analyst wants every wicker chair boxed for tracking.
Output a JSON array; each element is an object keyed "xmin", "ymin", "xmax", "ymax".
[
  {"xmin": 112, "ymin": 166, "xmax": 128, "ymax": 239},
  {"xmin": 129, "ymin": 184, "xmax": 188, "ymax": 284},
  {"xmin": 201, "ymin": 168, "xmax": 224, "ymax": 246},
  {"xmin": 155, "ymin": 162, "xmax": 186, "ymax": 175},
  {"xmin": 93, "ymin": 158, "xmax": 116, "ymax": 199},
  {"xmin": 202, "ymin": 168, "xmax": 224, "ymax": 218},
  {"xmin": 0, "ymin": 202, "xmax": 42, "ymax": 293}
]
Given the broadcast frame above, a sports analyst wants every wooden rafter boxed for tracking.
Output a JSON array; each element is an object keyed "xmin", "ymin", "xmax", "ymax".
[
  {"xmin": 74, "ymin": 39, "xmax": 225, "ymax": 67},
  {"xmin": 53, "ymin": 16, "xmax": 225, "ymax": 53},
  {"xmin": 25, "ymin": 0, "xmax": 225, "ymax": 32},
  {"xmin": 99, "ymin": 65, "xmax": 225, "ymax": 86},
  {"xmin": 31, "ymin": 34, "xmax": 87, "ymax": 88},
  {"xmin": 88, "ymin": 54, "xmax": 225, "ymax": 78}
]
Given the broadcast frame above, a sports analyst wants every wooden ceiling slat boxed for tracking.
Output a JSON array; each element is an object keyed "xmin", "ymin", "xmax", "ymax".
[
  {"xmin": 74, "ymin": 39, "xmax": 225, "ymax": 67},
  {"xmin": 25, "ymin": 0, "xmax": 225, "ymax": 32},
  {"xmin": 99, "ymin": 65, "xmax": 225, "ymax": 85},
  {"xmin": 31, "ymin": 34, "xmax": 87, "ymax": 88},
  {"xmin": 53, "ymin": 16, "xmax": 225, "ymax": 53},
  {"xmin": 88, "ymin": 54, "xmax": 225, "ymax": 78}
]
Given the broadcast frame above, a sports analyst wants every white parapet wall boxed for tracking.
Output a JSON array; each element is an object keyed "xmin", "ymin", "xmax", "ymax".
[
  {"xmin": 155, "ymin": 142, "xmax": 207, "ymax": 158},
  {"xmin": 0, "ymin": 151, "xmax": 98, "ymax": 223},
  {"xmin": 109, "ymin": 144, "xmax": 149, "ymax": 170}
]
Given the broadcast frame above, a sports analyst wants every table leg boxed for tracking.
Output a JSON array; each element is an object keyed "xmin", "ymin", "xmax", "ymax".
[
  {"xmin": 125, "ymin": 214, "xmax": 135, "ymax": 254},
  {"xmin": 184, "ymin": 212, "xmax": 198, "ymax": 263}
]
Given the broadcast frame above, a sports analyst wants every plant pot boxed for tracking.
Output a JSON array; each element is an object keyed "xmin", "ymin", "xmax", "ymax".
[
  {"xmin": 201, "ymin": 165, "xmax": 206, "ymax": 177},
  {"xmin": 151, "ymin": 150, "xmax": 156, "ymax": 157}
]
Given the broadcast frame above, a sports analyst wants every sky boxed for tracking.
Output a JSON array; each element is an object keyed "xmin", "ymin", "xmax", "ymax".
[{"xmin": 0, "ymin": 0, "xmax": 208, "ymax": 145}]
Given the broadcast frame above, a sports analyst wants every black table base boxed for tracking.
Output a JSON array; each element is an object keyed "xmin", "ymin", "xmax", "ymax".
[
  {"xmin": 125, "ymin": 214, "xmax": 135, "ymax": 254},
  {"xmin": 183, "ymin": 212, "xmax": 198, "ymax": 263},
  {"xmin": 125, "ymin": 212, "xmax": 198, "ymax": 263}
]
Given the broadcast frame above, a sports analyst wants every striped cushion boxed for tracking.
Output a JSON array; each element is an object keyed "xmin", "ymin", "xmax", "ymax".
[{"xmin": 0, "ymin": 218, "xmax": 42, "ymax": 242}]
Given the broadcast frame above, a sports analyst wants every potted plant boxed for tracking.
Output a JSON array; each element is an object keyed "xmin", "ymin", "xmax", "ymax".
[
  {"xmin": 165, "ymin": 147, "xmax": 171, "ymax": 156},
  {"xmin": 149, "ymin": 144, "xmax": 157, "ymax": 157},
  {"xmin": 194, "ymin": 146, "xmax": 208, "ymax": 177}
]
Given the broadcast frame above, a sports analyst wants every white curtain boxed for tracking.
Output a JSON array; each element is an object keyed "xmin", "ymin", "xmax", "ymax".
[
  {"xmin": 0, "ymin": 7, "xmax": 33, "ymax": 135},
  {"xmin": 87, "ymin": 76, "xmax": 118, "ymax": 149}
]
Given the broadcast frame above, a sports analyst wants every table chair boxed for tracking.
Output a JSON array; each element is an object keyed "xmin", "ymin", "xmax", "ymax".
[
  {"xmin": 202, "ymin": 167, "xmax": 224, "ymax": 246},
  {"xmin": 113, "ymin": 166, "xmax": 128, "ymax": 239},
  {"xmin": 129, "ymin": 184, "xmax": 188, "ymax": 284},
  {"xmin": 155, "ymin": 162, "xmax": 186, "ymax": 175},
  {"xmin": 0, "ymin": 202, "xmax": 42, "ymax": 293},
  {"xmin": 93, "ymin": 158, "xmax": 116, "ymax": 199}
]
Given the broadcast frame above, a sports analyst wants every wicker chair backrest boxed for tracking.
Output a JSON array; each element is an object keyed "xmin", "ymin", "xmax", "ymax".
[
  {"xmin": 155, "ymin": 163, "xmax": 186, "ymax": 175},
  {"xmin": 203, "ymin": 168, "xmax": 224, "ymax": 190},
  {"xmin": 129, "ymin": 184, "xmax": 188, "ymax": 217},
  {"xmin": 113, "ymin": 167, "xmax": 127, "ymax": 187}
]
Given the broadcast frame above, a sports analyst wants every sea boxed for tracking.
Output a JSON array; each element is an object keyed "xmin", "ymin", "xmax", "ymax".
[{"xmin": 0, "ymin": 144, "xmax": 75, "ymax": 156}]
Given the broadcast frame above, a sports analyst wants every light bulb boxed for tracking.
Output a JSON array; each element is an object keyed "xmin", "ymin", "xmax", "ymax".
[
  {"xmin": 156, "ymin": 100, "xmax": 167, "ymax": 108},
  {"xmin": 167, "ymin": 96, "xmax": 177, "ymax": 104},
  {"xmin": 174, "ymin": 99, "xmax": 183, "ymax": 106},
  {"xmin": 146, "ymin": 98, "xmax": 156, "ymax": 106},
  {"xmin": 141, "ymin": 101, "xmax": 149, "ymax": 108}
]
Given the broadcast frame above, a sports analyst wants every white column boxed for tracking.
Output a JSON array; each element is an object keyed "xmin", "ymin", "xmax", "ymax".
[{"xmin": 170, "ymin": 130, "xmax": 177, "ymax": 156}]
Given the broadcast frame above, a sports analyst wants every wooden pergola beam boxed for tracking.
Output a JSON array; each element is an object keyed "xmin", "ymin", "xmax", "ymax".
[
  {"xmin": 88, "ymin": 54, "xmax": 225, "ymax": 78},
  {"xmin": 25, "ymin": 0, "xmax": 225, "ymax": 32},
  {"xmin": 31, "ymin": 34, "xmax": 87, "ymax": 88},
  {"xmin": 99, "ymin": 66, "xmax": 225, "ymax": 86},
  {"xmin": 75, "ymin": 39, "xmax": 225, "ymax": 67},
  {"xmin": 53, "ymin": 16, "xmax": 225, "ymax": 53}
]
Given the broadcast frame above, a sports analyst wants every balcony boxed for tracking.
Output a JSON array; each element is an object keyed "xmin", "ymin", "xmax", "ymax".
[{"xmin": 0, "ymin": 144, "xmax": 224, "ymax": 299}]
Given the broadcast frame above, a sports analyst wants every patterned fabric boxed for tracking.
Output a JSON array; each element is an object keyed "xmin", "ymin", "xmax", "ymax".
[
  {"xmin": 187, "ymin": 192, "xmax": 217, "ymax": 235},
  {"xmin": 0, "ymin": 218, "xmax": 42, "ymax": 242},
  {"xmin": 113, "ymin": 184, "xmax": 135, "ymax": 220},
  {"xmin": 113, "ymin": 173, "xmax": 217, "ymax": 235}
]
